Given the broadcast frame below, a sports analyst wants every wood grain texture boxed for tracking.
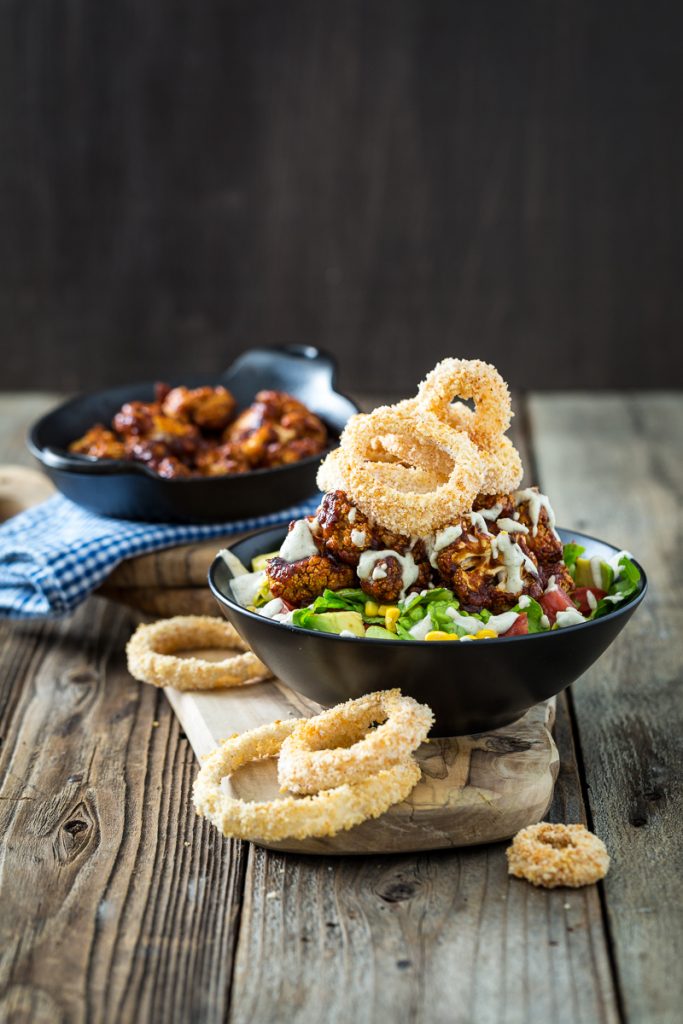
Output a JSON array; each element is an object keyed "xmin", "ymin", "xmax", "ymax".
[
  {"xmin": 2, "ymin": 5, "xmax": 683, "ymax": 394},
  {"xmin": 0, "ymin": 390, "xmax": 650, "ymax": 1023},
  {"xmin": 0, "ymin": 603, "xmax": 245, "ymax": 1024},
  {"xmin": 530, "ymin": 392, "xmax": 683, "ymax": 1024}
]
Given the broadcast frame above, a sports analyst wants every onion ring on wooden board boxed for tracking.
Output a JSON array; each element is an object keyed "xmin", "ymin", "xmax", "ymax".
[
  {"xmin": 277, "ymin": 689, "xmax": 434, "ymax": 795},
  {"xmin": 126, "ymin": 615, "xmax": 272, "ymax": 690},
  {"xmin": 192, "ymin": 719, "xmax": 422, "ymax": 841},
  {"xmin": 506, "ymin": 822, "xmax": 610, "ymax": 888}
]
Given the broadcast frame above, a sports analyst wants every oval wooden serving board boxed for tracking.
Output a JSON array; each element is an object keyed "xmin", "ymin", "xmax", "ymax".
[{"xmin": 167, "ymin": 675, "xmax": 558, "ymax": 855}]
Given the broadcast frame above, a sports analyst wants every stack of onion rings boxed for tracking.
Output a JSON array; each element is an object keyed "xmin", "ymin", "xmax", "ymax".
[
  {"xmin": 126, "ymin": 615, "xmax": 272, "ymax": 690},
  {"xmin": 317, "ymin": 358, "xmax": 523, "ymax": 536},
  {"xmin": 192, "ymin": 689, "xmax": 432, "ymax": 841},
  {"xmin": 277, "ymin": 689, "xmax": 434, "ymax": 794}
]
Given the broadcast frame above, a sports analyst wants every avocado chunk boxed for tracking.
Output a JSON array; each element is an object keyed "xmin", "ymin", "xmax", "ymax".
[
  {"xmin": 574, "ymin": 557, "xmax": 614, "ymax": 591},
  {"xmin": 365, "ymin": 625, "xmax": 400, "ymax": 640},
  {"xmin": 251, "ymin": 550, "xmax": 280, "ymax": 572},
  {"xmin": 305, "ymin": 610, "xmax": 366, "ymax": 637}
]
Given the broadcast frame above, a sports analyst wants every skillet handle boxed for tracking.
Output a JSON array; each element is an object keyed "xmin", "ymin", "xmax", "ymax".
[{"xmin": 219, "ymin": 344, "xmax": 338, "ymax": 399}]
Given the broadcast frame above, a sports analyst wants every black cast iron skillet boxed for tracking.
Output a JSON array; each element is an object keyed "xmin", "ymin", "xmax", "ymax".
[
  {"xmin": 28, "ymin": 345, "xmax": 358, "ymax": 523},
  {"xmin": 209, "ymin": 526, "xmax": 647, "ymax": 736}
]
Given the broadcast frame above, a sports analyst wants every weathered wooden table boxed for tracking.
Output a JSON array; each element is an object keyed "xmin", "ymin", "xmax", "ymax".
[{"xmin": 0, "ymin": 392, "xmax": 681, "ymax": 1024}]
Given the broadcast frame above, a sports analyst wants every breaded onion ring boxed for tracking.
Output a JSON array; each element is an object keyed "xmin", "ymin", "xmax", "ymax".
[
  {"xmin": 277, "ymin": 689, "xmax": 434, "ymax": 795},
  {"xmin": 320, "ymin": 401, "xmax": 484, "ymax": 536},
  {"xmin": 507, "ymin": 822, "xmax": 610, "ymax": 888},
  {"xmin": 126, "ymin": 615, "xmax": 272, "ymax": 690},
  {"xmin": 417, "ymin": 357, "xmax": 513, "ymax": 447},
  {"xmin": 193, "ymin": 719, "xmax": 422, "ymax": 841}
]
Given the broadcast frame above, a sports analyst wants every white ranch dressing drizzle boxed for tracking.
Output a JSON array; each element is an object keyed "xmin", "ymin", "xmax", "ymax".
[
  {"xmin": 409, "ymin": 615, "xmax": 433, "ymax": 641},
  {"xmin": 496, "ymin": 517, "xmax": 529, "ymax": 534},
  {"xmin": 429, "ymin": 525, "xmax": 463, "ymax": 567},
  {"xmin": 351, "ymin": 529, "xmax": 367, "ymax": 547},
  {"xmin": 479, "ymin": 503, "xmax": 503, "ymax": 521},
  {"xmin": 230, "ymin": 570, "xmax": 266, "ymax": 607},
  {"xmin": 555, "ymin": 607, "xmax": 586, "ymax": 628},
  {"xmin": 494, "ymin": 532, "xmax": 539, "ymax": 594},
  {"xmin": 590, "ymin": 555, "xmax": 604, "ymax": 589},
  {"xmin": 607, "ymin": 550, "xmax": 633, "ymax": 579},
  {"xmin": 540, "ymin": 613, "xmax": 551, "ymax": 630},
  {"xmin": 347, "ymin": 507, "xmax": 357, "ymax": 524},
  {"xmin": 443, "ymin": 608, "xmax": 518, "ymax": 636},
  {"xmin": 517, "ymin": 595, "xmax": 532, "ymax": 609},
  {"xmin": 372, "ymin": 565, "xmax": 388, "ymax": 580},
  {"xmin": 544, "ymin": 575, "xmax": 558, "ymax": 593},
  {"xmin": 278, "ymin": 519, "xmax": 318, "ymax": 563},
  {"xmin": 468, "ymin": 512, "xmax": 490, "ymax": 534},
  {"xmin": 339, "ymin": 630, "xmax": 358, "ymax": 638},
  {"xmin": 587, "ymin": 590, "xmax": 598, "ymax": 611},
  {"xmin": 357, "ymin": 549, "xmax": 419, "ymax": 598},
  {"xmin": 513, "ymin": 488, "xmax": 560, "ymax": 539}
]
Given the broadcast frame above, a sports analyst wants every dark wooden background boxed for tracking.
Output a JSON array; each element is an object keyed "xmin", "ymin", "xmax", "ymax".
[{"xmin": 2, "ymin": 1, "xmax": 682, "ymax": 395}]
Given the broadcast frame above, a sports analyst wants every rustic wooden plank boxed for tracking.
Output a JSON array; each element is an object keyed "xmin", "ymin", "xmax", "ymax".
[
  {"xmin": 530, "ymin": 391, "xmax": 683, "ymax": 1024},
  {"xmin": 0, "ymin": 603, "xmax": 244, "ymax": 1023},
  {"xmin": 225, "ymin": 393, "xmax": 620, "ymax": 1024}
]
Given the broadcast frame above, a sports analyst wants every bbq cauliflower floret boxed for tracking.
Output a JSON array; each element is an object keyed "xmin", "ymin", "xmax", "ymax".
[
  {"xmin": 512, "ymin": 487, "xmax": 572, "ymax": 592},
  {"xmin": 195, "ymin": 442, "xmax": 250, "ymax": 476},
  {"xmin": 357, "ymin": 555, "xmax": 405, "ymax": 603},
  {"xmin": 265, "ymin": 555, "xmax": 355, "ymax": 607},
  {"xmin": 69, "ymin": 425, "xmax": 126, "ymax": 460},
  {"xmin": 224, "ymin": 390, "xmax": 327, "ymax": 468},
  {"xmin": 316, "ymin": 491, "xmax": 432, "ymax": 590},
  {"xmin": 161, "ymin": 385, "xmax": 236, "ymax": 431},
  {"xmin": 435, "ymin": 519, "xmax": 542, "ymax": 614}
]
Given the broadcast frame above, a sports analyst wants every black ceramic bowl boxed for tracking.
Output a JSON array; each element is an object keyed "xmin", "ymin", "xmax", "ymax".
[
  {"xmin": 209, "ymin": 525, "xmax": 647, "ymax": 736},
  {"xmin": 28, "ymin": 345, "xmax": 358, "ymax": 523}
]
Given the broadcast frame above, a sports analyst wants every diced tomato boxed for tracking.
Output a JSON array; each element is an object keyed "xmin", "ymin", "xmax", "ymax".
[
  {"xmin": 539, "ymin": 588, "xmax": 576, "ymax": 624},
  {"xmin": 502, "ymin": 613, "xmax": 529, "ymax": 636},
  {"xmin": 570, "ymin": 587, "xmax": 606, "ymax": 615}
]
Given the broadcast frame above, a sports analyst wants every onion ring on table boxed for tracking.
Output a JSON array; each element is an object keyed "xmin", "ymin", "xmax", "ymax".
[
  {"xmin": 506, "ymin": 822, "xmax": 610, "ymax": 888},
  {"xmin": 126, "ymin": 615, "xmax": 272, "ymax": 690},
  {"xmin": 277, "ymin": 689, "xmax": 434, "ymax": 795},
  {"xmin": 319, "ymin": 402, "xmax": 484, "ymax": 536},
  {"xmin": 417, "ymin": 358, "xmax": 513, "ymax": 448},
  {"xmin": 192, "ymin": 719, "xmax": 422, "ymax": 841}
]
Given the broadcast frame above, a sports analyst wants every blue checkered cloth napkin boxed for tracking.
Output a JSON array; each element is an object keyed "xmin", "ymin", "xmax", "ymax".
[{"xmin": 0, "ymin": 494, "xmax": 319, "ymax": 620}]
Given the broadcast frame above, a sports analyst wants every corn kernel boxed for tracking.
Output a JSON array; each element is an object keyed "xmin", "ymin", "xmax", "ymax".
[
  {"xmin": 475, "ymin": 629, "xmax": 498, "ymax": 639},
  {"xmin": 424, "ymin": 630, "xmax": 459, "ymax": 642},
  {"xmin": 364, "ymin": 601, "xmax": 380, "ymax": 617},
  {"xmin": 377, "ymin": 604, "xmax": 395, "ymax": 615},
  {"xmin": 384, "ymin": 607, "xmax": 400, "ymax": 632}
]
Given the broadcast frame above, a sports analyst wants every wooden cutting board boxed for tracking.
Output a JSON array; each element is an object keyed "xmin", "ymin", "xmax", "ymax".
[{"xmin": 167, "ymin": 673, "xmax": 558, "ymax": 855}]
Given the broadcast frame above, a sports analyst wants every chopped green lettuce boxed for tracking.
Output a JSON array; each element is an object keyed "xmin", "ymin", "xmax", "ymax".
[
  {"xmin": 563, "ymin": 543, "xmax": 585, "ymax": 575},
  {"xmin": 589, "ymin": 555, "xmax": 641, "ymax": 620}
]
